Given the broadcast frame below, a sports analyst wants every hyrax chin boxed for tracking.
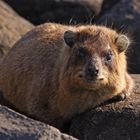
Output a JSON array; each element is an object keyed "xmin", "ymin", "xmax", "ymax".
[{"xmin": 0, "ymin": 23, "xmax": 133, "ymax": 129}]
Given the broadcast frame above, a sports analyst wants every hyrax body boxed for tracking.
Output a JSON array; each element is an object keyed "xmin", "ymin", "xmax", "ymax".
[{"xmin": 0, "ymin": 23, "xmax": 133, "ymax": 128}]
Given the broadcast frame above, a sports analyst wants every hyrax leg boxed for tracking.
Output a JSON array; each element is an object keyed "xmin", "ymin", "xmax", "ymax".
[{"xmin": 112, "ymin": 73, "xmax": 134, "ymax": 101}]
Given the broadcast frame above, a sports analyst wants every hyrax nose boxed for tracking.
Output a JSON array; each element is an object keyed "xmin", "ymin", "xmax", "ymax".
[{"xmin": 86, "ymin": 65, "xmax": 99, "ymax": 78}]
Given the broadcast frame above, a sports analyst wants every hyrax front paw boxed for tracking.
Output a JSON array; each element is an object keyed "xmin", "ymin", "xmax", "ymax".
[{"xmin": 112, "ymin": 92, "xmax": 130, "ymax": 101}]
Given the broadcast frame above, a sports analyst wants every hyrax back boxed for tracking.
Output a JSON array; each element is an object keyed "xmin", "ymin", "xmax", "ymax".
[{"xmin": 0, "ymin": 23, "xmax": 133, "ymax": 129}]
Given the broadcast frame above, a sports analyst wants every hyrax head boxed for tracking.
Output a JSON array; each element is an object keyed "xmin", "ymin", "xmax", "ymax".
[{"xmin": 62, "ymin": 26, "xmax": 130, "ymax": 90}]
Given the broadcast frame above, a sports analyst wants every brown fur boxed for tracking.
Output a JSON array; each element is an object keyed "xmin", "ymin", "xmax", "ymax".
[{"xmin": 0, "ymin": 23, "xmax": 133, "ymax": 129}]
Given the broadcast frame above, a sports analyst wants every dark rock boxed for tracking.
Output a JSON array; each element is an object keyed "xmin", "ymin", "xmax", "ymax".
[
  {"xmin": 97, "ymin": 0, "xmax": 140, "ymax": 74},
  {"xmin": 0, "ymin": 0, "xmax": 34, "ymax": 58},
  {"xmin": 100, "ymin": 0, "xmax": 121, "ymax": 14},
  {"xmin": 70, "ymin": 74, "xmax": 140, "ymax": 140},
  {"xmin": 0, "ymin": 104, "xmax": 77, "ymax": 140},
  {"xmin": 4, "ymin": 0, "xmax": 103, "ymax": 25}
]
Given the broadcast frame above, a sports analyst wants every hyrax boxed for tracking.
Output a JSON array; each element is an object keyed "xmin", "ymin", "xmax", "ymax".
[{"xmin": 0, "ymin": 23, "xmax": 133, "ymax": 129}]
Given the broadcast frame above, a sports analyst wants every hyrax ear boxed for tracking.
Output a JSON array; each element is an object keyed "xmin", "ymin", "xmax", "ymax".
[
  {"xmin": 116, "ymin": 35, "xmax": 130, "ymax": 53},
  {"xmin": 64, "ymin": 30, "xmax": 76, "ymax": 48}
]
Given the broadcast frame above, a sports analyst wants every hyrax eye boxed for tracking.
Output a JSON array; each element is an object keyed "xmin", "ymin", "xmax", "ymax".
[{"xmin": 105, "ymin": 52, "xmax": 113, "ymax": 61}]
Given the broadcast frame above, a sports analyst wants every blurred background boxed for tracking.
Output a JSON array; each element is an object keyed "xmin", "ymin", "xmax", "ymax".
[{"xmin": 0, "ymin": 0, "xmax": 140, "ymax": 74}]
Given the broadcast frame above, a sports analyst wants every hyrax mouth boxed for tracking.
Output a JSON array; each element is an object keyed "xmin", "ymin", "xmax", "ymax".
[{"xmin": 79, "ymin": 70, "xmax": 105, "ymax": 84}]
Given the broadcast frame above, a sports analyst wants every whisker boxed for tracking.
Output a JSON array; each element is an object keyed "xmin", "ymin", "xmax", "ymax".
[{"xmin": 69, "ymin": 17, "xmax": 74, "ymax": 24}]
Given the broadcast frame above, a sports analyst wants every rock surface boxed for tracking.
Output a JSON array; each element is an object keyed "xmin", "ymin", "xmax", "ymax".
[
  {"xmin": 4, "ymin": 0, "xmax": 103, "ymax": 25},
  {"xmin": 98, "ymin": 0, "xmax": 140, "ymax": 73},
  {"xmin": 0, "ymin": 104, "xmax": 77, "ymax": 140},
  {"xmin": 70, "ymin": 74, "xmax": 140, "ymax": 140},
  {"xmin": 99, "ymin": 0, "xmax": 121, "ymax": 16},
  {"xmin": 0, "ymin": 0, "xmax": 34, "ymax": 57}
]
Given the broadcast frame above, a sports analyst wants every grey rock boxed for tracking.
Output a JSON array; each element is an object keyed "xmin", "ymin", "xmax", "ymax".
[
  {"xmin": 4, "ymin": 0, "xmax": 103, "ymax": 25},
  {"xmin": 0, "ymin": 104, "xmax": 77, "ymax": 140},
  {"xmin": 0, "ymin": 0, "xmax": 34, "ymax": 57}
]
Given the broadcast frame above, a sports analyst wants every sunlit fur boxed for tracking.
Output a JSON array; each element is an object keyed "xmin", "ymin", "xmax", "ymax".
[{"xmin": 0, "ymin": 23, "xmax": 133, "ymax": 129}]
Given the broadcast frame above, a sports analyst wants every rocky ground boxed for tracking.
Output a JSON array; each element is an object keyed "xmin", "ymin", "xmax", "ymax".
[
  {"xmin": 0, "ymin": 0, "xmax": 140, "ymax": 139},
  {"xmin": 0, "ymin": 104, "xmax": 77, "ymax": 140}
]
